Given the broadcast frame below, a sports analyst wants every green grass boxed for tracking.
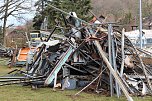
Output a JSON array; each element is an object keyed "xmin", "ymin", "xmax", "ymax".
[
  {"xmin": 0, "ymin": 86, "xmax": 123, "ymax": 101},
  {"xmin": 0, "ymin": 58, "xmax": 152, "ymax": 101},
  {"xmin": 0, "ymin": 86, "xmax": 151, "ymax": 101}
]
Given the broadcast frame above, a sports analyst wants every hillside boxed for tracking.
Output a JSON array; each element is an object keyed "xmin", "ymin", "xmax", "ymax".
[{"xmin": 91, "ymin": 0, "xmax": 152, "ymax": 27}]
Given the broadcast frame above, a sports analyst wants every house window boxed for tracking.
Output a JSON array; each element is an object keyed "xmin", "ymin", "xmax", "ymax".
[
  {"xmin": 31, "ymin": 34, "xmax": 37, "ymax": 38},
  {"xmin": 147, "ymin": 38, "xmax": 152, "ymax": 44}
]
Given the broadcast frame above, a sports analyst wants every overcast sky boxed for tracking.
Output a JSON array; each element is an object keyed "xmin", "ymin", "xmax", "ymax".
[{"xmin": 0, "ymin": 0, "xmax": 37, "ymax": 27}]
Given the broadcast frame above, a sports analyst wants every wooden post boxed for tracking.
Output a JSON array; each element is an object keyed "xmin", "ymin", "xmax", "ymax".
[{"xmin": 120, "ymin": 28, "xmax": 125, "ymax": 77}]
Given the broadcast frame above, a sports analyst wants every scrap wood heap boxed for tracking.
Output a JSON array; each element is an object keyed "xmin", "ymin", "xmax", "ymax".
[
  {"xmin": 0, "ymin": 43, "xmax": 12, "ymax": 57},
  {"xmin": 0, "ymin": 5, "xmax": 152, "ymax": 101}
]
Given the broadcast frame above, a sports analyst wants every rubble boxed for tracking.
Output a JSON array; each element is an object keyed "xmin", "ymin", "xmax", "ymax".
[
  {"xmin": 0, "ymin": 5, "xmax": 152, "ymax": 101},
  {"xmin": 0, "ymin": 43, "xmax": 12, "ymax": 57}
]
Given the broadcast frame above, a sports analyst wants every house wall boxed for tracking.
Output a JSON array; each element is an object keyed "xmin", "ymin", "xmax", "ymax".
[{"xmin": 5, "ymin": 31, "xmax": 27, "ymax": 48}]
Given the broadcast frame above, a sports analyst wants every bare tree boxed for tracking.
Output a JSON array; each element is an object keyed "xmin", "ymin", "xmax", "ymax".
[{"xmin": 0, "ymin": 0, "xmax": 34, "ymax": 45}]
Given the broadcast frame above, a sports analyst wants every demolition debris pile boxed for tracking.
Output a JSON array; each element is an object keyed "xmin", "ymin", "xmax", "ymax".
[
  {"xmin": 1, "ymin": 5, "xmax": 152, "ymax": 101},
  {"xmin": 0, "ymin": 43, "xmax": 12, "ymax": 57}
]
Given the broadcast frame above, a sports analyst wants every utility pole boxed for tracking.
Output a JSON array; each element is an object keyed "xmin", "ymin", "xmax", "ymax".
[{"xmin": 139, "ymin": 0, "xmax": 143, "ymax": 49}]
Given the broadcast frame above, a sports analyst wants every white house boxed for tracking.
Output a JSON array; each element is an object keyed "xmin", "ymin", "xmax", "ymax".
[{"xmin": 125, "ymin": 29, "xmax": 152, "ymax": 48}]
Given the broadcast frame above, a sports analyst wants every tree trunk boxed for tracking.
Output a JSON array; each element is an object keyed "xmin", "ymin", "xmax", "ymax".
[{"xmin": 2, "ymin": 0, "xmax": 9, "ymax": 46}]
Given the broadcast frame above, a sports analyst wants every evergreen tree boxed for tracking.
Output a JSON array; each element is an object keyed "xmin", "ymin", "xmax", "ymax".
[{"xmin": 33, "ymin": 0, "xmax": 92, "ymax": 30}]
